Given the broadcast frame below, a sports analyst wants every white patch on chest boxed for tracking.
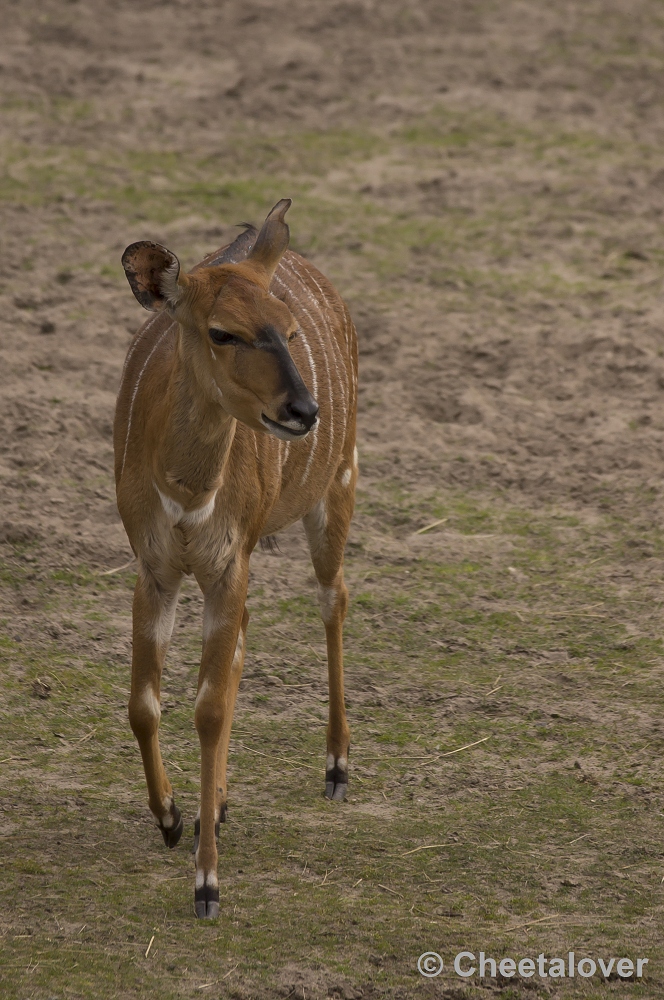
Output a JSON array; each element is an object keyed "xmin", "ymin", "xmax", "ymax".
[
  {"xmin": 341, "ymin": 467, "xmax": 352, "ymax": 488},
  {"xmin": 156, "ymin": 485, "xmax": 216, "ymax": 527}
]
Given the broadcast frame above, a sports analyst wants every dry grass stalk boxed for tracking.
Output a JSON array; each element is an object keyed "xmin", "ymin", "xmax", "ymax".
[
  {"xmin": 402, "ymin": 844, "xmax": 446, "ymax": 857},
  {"xmin": 98, "ymin": 557, "xmax": 136, "ymax": 576},
  {"xmin": 415, "ymin": 517, "xmax": 449, "ymax": 535},
  {"xmin": 238, "ymin": 742, "xmax": 318, "ymax": 770},
  {"xmin": 378, "ymin": 883, "xmax": 403, "ymax": 897},
  {"xmin": 505, "ymin": 913, "xmax": 561, "ymax": 932},
  {"xmin": 439, "ymin": 736, "xmax": 490, "ymax": 757}
]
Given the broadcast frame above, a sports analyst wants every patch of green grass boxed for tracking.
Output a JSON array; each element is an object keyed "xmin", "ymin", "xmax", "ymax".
[
  {"xmin": 2, "ymin": 104, "xmax": 661, "ymax": 307},
  {"xmin": 4, "ymin": 62, "xmax": 664, "ymax": 994}
]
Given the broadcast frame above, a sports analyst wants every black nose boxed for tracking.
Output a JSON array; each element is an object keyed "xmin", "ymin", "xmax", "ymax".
[{"xmin": 284, "ymin": 395, "xmax": 319, "ymax": 430}]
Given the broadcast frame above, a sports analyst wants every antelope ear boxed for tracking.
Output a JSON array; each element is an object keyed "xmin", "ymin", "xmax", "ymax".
[
  {"xmin": 121, "ymin": 241, "xmax": 184, "ymax": 310},
  {"xmin": 248, "ymin": 198, "xmax": 292, "ymax": 280}
]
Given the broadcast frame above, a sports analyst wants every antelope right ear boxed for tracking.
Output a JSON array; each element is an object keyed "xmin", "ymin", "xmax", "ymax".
[
  {"xmin": 248, "ymin": 198, "xmax": 292, "ymax": 282},
  {"xmin": 121, "ymin": 241, "xmax": 185, "ymax": 311}
]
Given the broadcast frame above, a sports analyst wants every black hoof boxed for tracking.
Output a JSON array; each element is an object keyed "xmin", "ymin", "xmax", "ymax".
[
  {"xmin": 192, "ymin": 813, "xmax": 223, "ymax": 855},
  {"xmin": 325, "ymin": 764, "xmax": 348, "ymax": 801},
  {"xmin": 194, "ymin": 882, "xmax": 220, "ymax": 919},
  {"xmin": 159, "ymin": 803, "xmax": 184, "ymax": 848}
]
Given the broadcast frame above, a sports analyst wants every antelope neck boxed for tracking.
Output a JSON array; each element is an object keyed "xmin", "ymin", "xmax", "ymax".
[{"xmin": 156, "ymin": 330, "xmax": 237, "ymax": 507}]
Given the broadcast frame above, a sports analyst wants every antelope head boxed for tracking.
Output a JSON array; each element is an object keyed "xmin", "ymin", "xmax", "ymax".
[{"xmin": 121, "ymin": 199, "xmax": 319, "ymax": 441}]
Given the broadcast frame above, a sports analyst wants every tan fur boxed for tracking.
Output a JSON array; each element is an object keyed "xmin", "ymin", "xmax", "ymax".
[{"xmin": 114, "ymin": 202, "xmax": 357, "ymax": 917}]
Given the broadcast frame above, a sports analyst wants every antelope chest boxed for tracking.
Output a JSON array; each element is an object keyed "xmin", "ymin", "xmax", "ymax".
[{"xmin": 149, "ymin": 484, "xmax": 239, "ymax": 578}]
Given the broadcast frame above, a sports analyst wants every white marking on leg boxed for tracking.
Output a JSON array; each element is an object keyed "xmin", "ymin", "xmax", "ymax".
[
  {"xmin": 202, "ymin": 601, "xmax": 230, "ymax": 644},
  {"xmin": 353, "ymin": 445, "xmax": 359, "ymax": 469},
  {"xmin": 337, "ymin": 756, "xmax": 348, "ymax": 771},
  {"xmin": 121, "ymin": 323, "xmax": 174, "ymax": 477},
  {"xmin": 304, "ymin": 499, "xmax": 327, "ymax": 559},
  {"xmin": 232, "ymin": 629, "xmax": 244, "ymax": 666},
  {"xmin": 141, "ymin": 688, "xmax": 161, "ymax": 721},
  {"xmin": 326, "ymin": 753, "xmax": 335, "ymax": 771},
  {"xmin": 160, "ymin": 799, "xmax": 174, "ymax": 827},
  {"xmin": 341, "ymin": 467, "xmax": 351, "ymax": 488},
  {"xmin": 195, "ymin": 677, "xmax": 211, "ymax": 712},
  {"xmin": 146, "ymin": 595, "xmax": 178, "ymax": 648},
  {"xmin": 195, "ymin": 867, "xmax": 219, "ymax": 889},
  {"xmin": 317, "ymin": 583, "xmax": 337, "ymax": 624}
]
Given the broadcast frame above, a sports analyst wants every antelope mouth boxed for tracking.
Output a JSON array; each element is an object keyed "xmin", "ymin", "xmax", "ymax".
[{"xmin": 261, "ymin": 413, "xmax": 316, "ymax": 441}]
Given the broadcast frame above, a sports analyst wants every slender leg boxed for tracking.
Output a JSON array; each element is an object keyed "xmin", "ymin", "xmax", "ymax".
[
  {"xmin": 127, "ymin": 564, "xmax": 184, "ymax": 847},
  {"xmin": 303, "ymin": 465, "xmax": 355, "ymax": 801},
  {"xmin": 193, "ymin": 558, "xmax": 249, "ymax": 918},
  {"xmin": 215, "ymin": 606, "xmax": 249, "ymax": 818},
  {"xmin": 193, "ymin": 606, "xmax": 248, "ymax": 853}
]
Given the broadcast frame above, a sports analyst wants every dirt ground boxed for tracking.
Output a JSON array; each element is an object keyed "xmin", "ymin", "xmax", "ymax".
[{"xmin": 3, "ymin": 1, "xmax": 664, "ymax": 998}]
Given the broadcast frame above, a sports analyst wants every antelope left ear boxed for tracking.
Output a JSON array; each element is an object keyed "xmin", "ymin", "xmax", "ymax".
[
  {"xmin": 248, "ymin": 198, "xmax": 292, "ymax": 281},
  {"xmin": 121, "ymin": 241, "xmax": 185, "ymax": 311}
]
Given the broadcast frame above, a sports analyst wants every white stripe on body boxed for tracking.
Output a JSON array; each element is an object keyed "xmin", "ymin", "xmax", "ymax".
[
  {"xmin": 118, "ymin": 311, "xmax": 162, "ymax": 392},
  {"xmin": 304, "ymin": 265, "xmax": 356, "ymax": 408},
  {"xmin": 288, "ymin": 257, "xmax": 348, "ymax": 443},
  {"xmin": 277, "ymin": 264, "xmax": 335, "ymax": 481},
  {"xmin": 120, "ymin": 323, "xmax": 175, "ymax": 478},
  {"xmin": 274, "ymin": 271, "xmax": 321, "ymax": 487}
]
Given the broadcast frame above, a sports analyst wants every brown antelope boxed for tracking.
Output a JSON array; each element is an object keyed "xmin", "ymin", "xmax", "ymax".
[{"xmin": 114, "ymin": 200, "xmax": 358, "ymax": 918}]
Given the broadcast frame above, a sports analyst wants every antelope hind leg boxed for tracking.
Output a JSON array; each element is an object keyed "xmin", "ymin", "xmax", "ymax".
[{"xmin": 303, "ymin": 468, "xmax": 355, "ymax": 802}]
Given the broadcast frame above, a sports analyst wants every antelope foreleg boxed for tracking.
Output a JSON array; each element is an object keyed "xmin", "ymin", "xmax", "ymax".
[
  {"xmin": 128, "ymin": 567, "xmax": 183, "ymax": 847},
  {"xmin": 192, "ymin": 605, "xmax": 249, "ymax": 854},
  {"xmin": 193, "ymin": 566, "xmax": 249, "ymax": 919}
]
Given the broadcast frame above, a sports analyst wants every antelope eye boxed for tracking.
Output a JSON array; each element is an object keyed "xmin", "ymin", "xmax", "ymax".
[
  {"xmin": 289, "ymin": 329, "xmax": 300, "ymax": 342},
  {"xmin": 209, "ymin": 328, "xmax": 235, "ymax": 346}
]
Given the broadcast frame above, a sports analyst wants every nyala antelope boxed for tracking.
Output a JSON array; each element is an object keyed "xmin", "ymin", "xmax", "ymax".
[{"xmin": 114, "ymin": 200, "xmax": 358, "ymax": 918}]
